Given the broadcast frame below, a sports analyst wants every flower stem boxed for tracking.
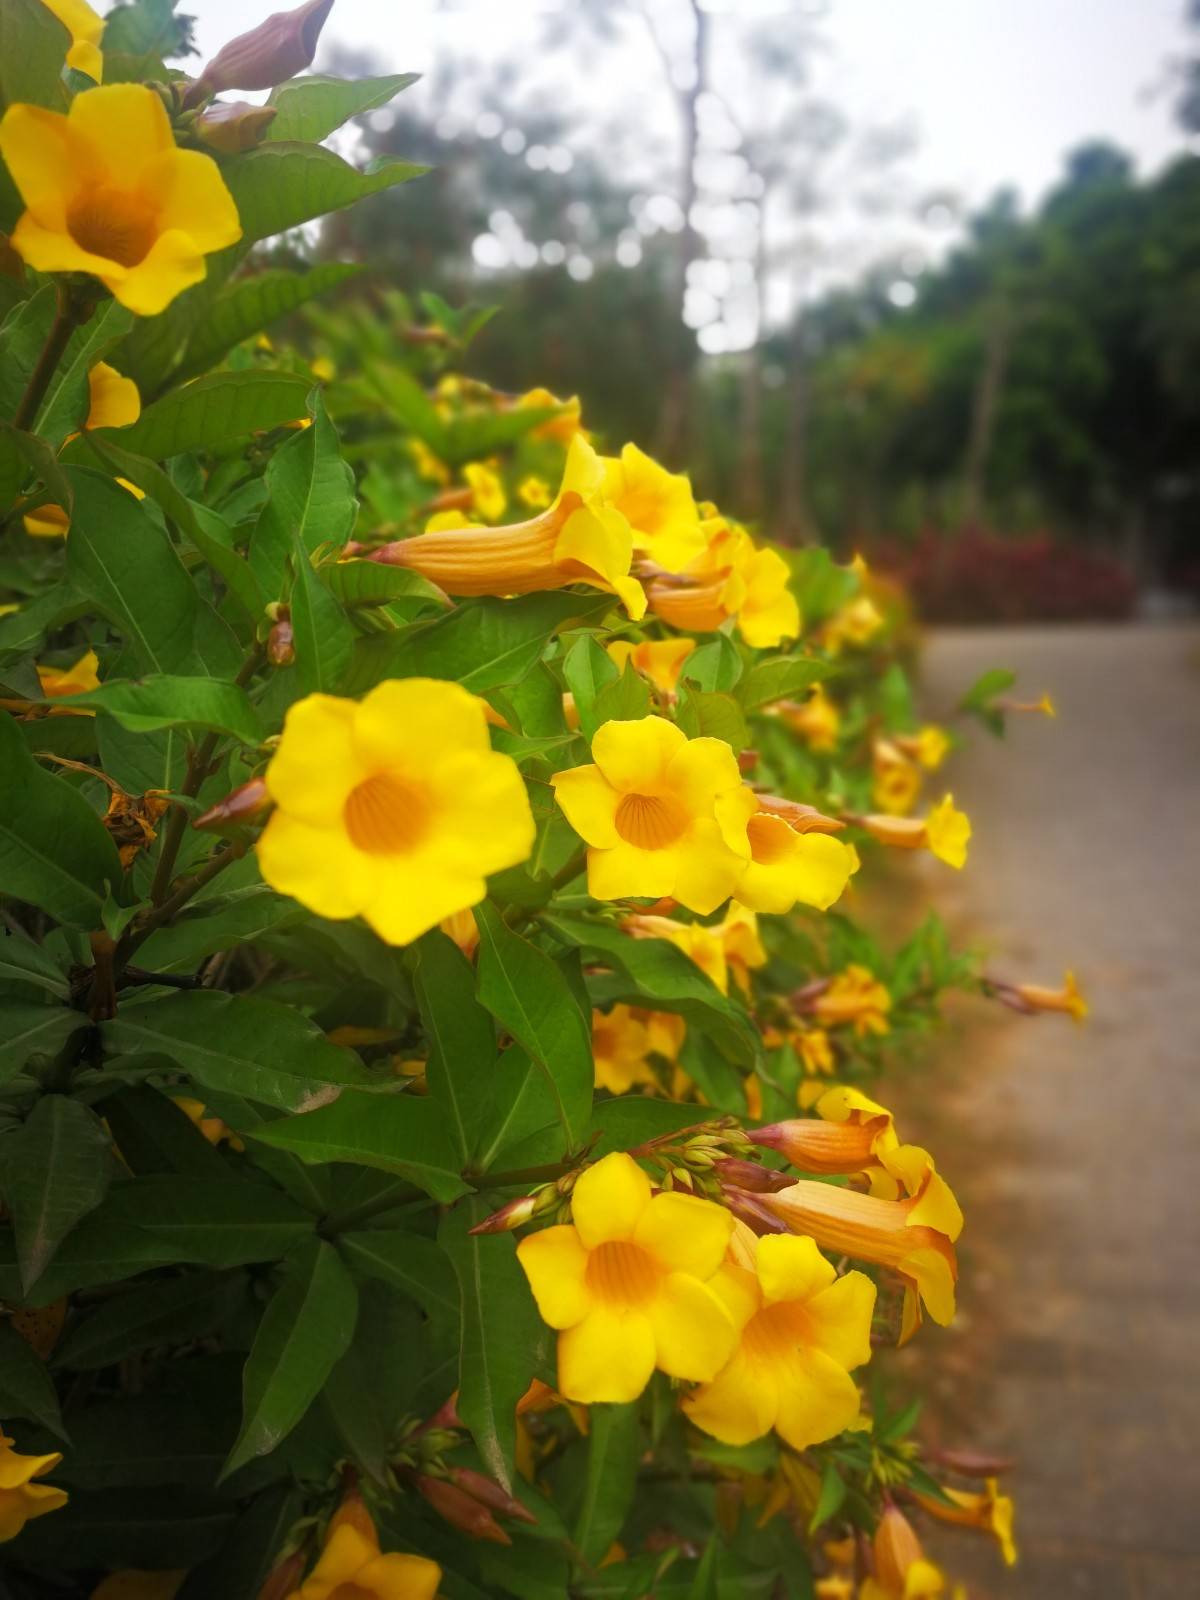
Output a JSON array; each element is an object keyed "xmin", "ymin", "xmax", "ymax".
[
  {"xmin": 13, "ymin": 286, "xmax": 83, "ymax": 433},
  {"xmin": 117, "ymin": 841, "xmax": 247, "ymax": 967}
]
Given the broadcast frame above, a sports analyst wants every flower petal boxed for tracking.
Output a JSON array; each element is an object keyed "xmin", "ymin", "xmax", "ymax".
[
  {"xmin": 755, "ymin": 1233, "xmax": 837, "ymax": 1306},
  {"xmin": 805, "ymin": 1270, "xmax": 876, "ymax": 1371},
  {"xmin": 591, "ymin": 716, "xmax": 686, "ymax": 795},
  {"xmin": 587, "ymin": 838, "xmax": 682, "ymax": 905},
  {"xmin": 634, "ymin": 1190, "xmax": 733, "ymax": 1280},
  {"xmin": 670, "ymin": 818, "xmax": 743, "ymax": 916},
  {"xmin": 144, "ymin": 146, "xmax": 242, "ymax": 252},
  {"xmin": 557, "ymin": 1305, "xmax": 655, "ymax": 1403},
  {"xmin": 647, "ymin": 1271, "xmax": 737, "ymax": 1381},
  {"xmin": 115, "ymin": 228, "xmax": 208, "ymax": 317},
  {"xmin": 69, "ymin": 82, "xmax": 173, "ymax": 180},
  {"xmin": 666, "ymin": 736, "xmax": 743, "ymax": 815},
  {"xmin": 551, "ymin": 763, "xmax": 620, "ymax": 848},
  {"xmin": 570, "ymin": 1151, "xmax": 651, "ymax": 1248},
  {"xmin": 0, "ymin": 104, "xmax": 78, "ymax": 228},
  {"xmin": 353, "ymin": 677, "xmax": 490, "ymax": 771},
  {"xmin": 516, "ymin": 1225, "xmax": 591, "ymax": 1330},
  {"xmin": 265, "ymin": 694, "xmax": 363, "ymax": 824},
  {"xmin": 772, "ymin": 1347, "xmax": 863, "ymax": 1451},
  {"xmin": 255, "ymin": 813, "xmax": 377, "ymax": 921},
  {"xmin": 682, "ymin": 1346, "xmax": 778, "ymax": 1445}
]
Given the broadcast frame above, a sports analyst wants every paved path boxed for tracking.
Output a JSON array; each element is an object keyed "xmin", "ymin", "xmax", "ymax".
[{"xmin": 889, "ymin": 623, "xmax": 1200, "ymax": 1599}]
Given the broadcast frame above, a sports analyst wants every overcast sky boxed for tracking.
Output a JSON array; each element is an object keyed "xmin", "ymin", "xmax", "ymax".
[{"xmin": 191, "ymin": 0, "xmax": 1195, "ymax": 213}]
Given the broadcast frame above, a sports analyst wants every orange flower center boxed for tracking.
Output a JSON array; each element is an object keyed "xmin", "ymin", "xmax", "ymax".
[
  {"xmin": 614, "ymin": 791, "xmax": 689, "ymax": 850},
  {"xmin": 329, "ymin": 1584, "xmax": 380, "ymax": 1600},
  {"xmin": 746, "ymin": 813, "xmax": 793, "ymax": 866},
  {"xmin": 343, "ymin": 772, "xmax": 430, "ymax": 855},
  {"xmin": 741, "ymin": 1300, "xmax": 812, "ymax": 1363},
  {"xmin": 68, "ymin": 187, "xmax": 157, "ymax": 268},
  {"xmin": 585, "ymin": 1240, "xmax": 659, "ymax": 1308}
]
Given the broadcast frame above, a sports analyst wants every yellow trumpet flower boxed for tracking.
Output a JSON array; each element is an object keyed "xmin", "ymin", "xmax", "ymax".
[
  {"xmin": 257, "ymin": 679, "xmax": 535, "ymax": 946},
  {"xmin": 1011, "ymin": 969, "xmax": 1088, "ymax": 1023},
  {"xmin": 606, "ymin": 636, "xmax": 696, "ymax": 695},
  {"xmin": 0, "ymin": 85, "xmax": 241, "ymax": 315},
  {"xmin": 912, "ymin": 1477, "xmax": 1017, "ymax": 1567},
  {"xmin": 552, "ymin": 716, "xmax": 746, "ymax": 914},
  {"xmin": 682, "ymin": 1228, "xmax": 876, "ymax": 1452},
  {"xmin": 861, "ymin": 1505, "xmax": 947, "ymax": 1600},
  {"xmin": 284, "ymin": 1496, "xmax": 441, "ymax": 1600},
  {"xmin": 776, "ymin": 683, "xmax": 840, "ymax": 753},
  {"xmin": 812, "ymin": 965, "xmax": 892, "ymax": 1038},
  {"xmin": 855, "ymin": 794, "xmax": 971, "ymax": 870},
  {"xmin": 516, "ymin": 1152, "xmax": 737, "ymax": 1403},
  {"xmin": 0, "ymin": 1433, "xmax": 67, "ymax": 1543},
  {"xmin": 645, "ymin": 520, "xmax": 799, "ymax": 649},
  {"xmin": 464, "ymin": 461, "xmax": 507, "ymax": 522},
  {"xmin": 43, "ymin": 0, "xmax": 105, "ymax": 80},
  {"xmin": 716, "ymin": 788, "xmax": 858, "ymax": 915}
]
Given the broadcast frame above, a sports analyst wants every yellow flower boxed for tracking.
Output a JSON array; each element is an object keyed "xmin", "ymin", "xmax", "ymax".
[
  {"xmin": 257, "ymin": 679, "xmax": 535, "ymax": 946},
  {"xmin": 796, "ymin": 1029, "xmax": 834, "ymax": 1078},
  {"xmin": 872, "ymin": 744, "xmax": 922, "ymax": 817},
  {"xmin": 0, "ymin": 85, "xmax": 241, "ymax": 316},
  {"xmin": 719, "ymin": 902, "xmax": 767, "ymax": 994},
  {"xmin": 286, "ymin": 1518, "xmax": 441, "ymax": 1600},
  {"xmin": 813, "ymin": 966, "xmax": 892, "ymax": 1037},
  {"xmin": 171, "ymin": 1096, "xmax": 244, "ymax": 1152},
  {"xmin": 440, "ymin": 906, "xmax": 481, "ymax": 958},
  {"xmin": 716, "ymin": 788, "xmax": 857, "ymax": 915},
  {"xmin": 365, "ymin": 435, "xmax": 646, "ymax": 619},
  {"xmin": 552, "ymin": 716, "xmax": 746, "ymax": 915},
  {"xmin": 43, "ymin": 0, "xmax": 104, "ymax": 80},
  {"xmin": 517, "ymin": 385, "xmax": 582, "ymax": 443},
  {"xmin": 821, "ymin": 594, "xmax": 883, "ymax": 654},
  {"xmin": 587, "ymin": 442, "xmax": 706, "ymax": 572},
  {"xmin": 752, "ymin": 1170, "xmax": 959, "ymax": 1337},
  {"xmin": 84, "ymin": 361, "xmax": 141, "ymax": 430},
  {"xmin": 646, "ymin": 521, "xmax": 799, "ymax": 648},
  {"xmin": 912, "ymin": 1477, "xmax": 1017, "ymax": 1566},
  {"xmin": 37, "ymin": 648, "xmax": 100, "ymax": 700},
  {"xmin": 1012, "ymin": 969, "xmax": 1088, "ymax": 1023},
  {"xmin": 464, "ymin": 462, "xmax": 507, "ymax": 522},
  {"xmin": 855, "ymin": 795, "xmax": 971, "ymax": 870},
  {"xmin": 311, "ymin": 355, "xmax": 336, "ymax": 382},
  {"xmin": 91, "ymin": 1573, "xmax": 186, "ymax": 1600},
  {"xmin": 25, "ymin": 471, "xmax": 144, "ymax": 538},
  {"xmin": 622, "ymin": 912, "xmax": 731, "ymax": 993},
  {"xmin": 905, "ymin": 725, "xmax": 951, "ymax": 771},
  {"xmin": 407, "ymin": 438, "xmax": 450, "ymax": 485},
  {"xmin": 777, "ymin": 684, "xmax": 840, "ymax": 752},
  {"xmin": 518, "ymin": 474, "xmax": 552, "ymax": 509},
  {"xmin": 861, "ymin": 1505, "xmax": 947, "ymax": 1599},
  {"xmin": 606, "ymin": 636, "xmax": 696, "ymax": 695},
  {"xmin": 682, "ymin": 1229, "xmax": 875, "ymax": 1451},
  {"xmin": 0, "ymin": 1432, "xmax": 67, "ymax": 1543},
  {"xmin": 592, "ymin": 1005, "xmax": 656, "ymax": 1093},
  {"xmin": 516, "ymin": 1152, "xmax": 737, "ymax": 1403}
]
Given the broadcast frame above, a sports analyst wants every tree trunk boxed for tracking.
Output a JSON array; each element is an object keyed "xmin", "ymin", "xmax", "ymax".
[
  {"xmin": 736, "ymin": 206, "xmax": 767, "ymax": 521},
  {"xmin": 962, "ymin": 299, "xmax": 1013, "ymax": 529}
]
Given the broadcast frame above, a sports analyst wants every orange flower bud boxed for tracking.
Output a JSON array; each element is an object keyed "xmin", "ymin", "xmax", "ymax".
[
  {"xmin": 194, "ymin": 777, "xmax": 272, "ymax": 832},
  {"xmin": 446, "ymin": 1466, "xmax": 537, "ymax": 1525},
  {"xmin": 417, "ymin": 1474, "xmax": 512, "ymax": 1544}
]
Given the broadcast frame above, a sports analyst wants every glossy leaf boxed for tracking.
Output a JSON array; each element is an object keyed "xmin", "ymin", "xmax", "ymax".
[
  {"xmin": 0, "ymin": 1095, "xmax": 117, "ymax": 1292},
  {"xmin": 98, "ymin": 371, "xmax": 312, "ymax": 461},
  {"xmin": 54, "ymin": 1270, "xmax": 243, "ymax": 1371},
  {"xmin": 574, "ymin": 1403, "xmax": 641, "ymax": 1566},
  {"xmin": 739, "ymin": 655, "xmax": 833, "ymax": 711},
  {"xmin": 223, "ymin": 143, "xmax": 427, "ymax": 245},
  {"xmin": 52, "ymin": 675, "xmax": 263, "ymax": 743},
  {"xmin": 266, "ymin": 71, "xmax": 420, "ymax": 143},
  {"xmin": 0, "ymin": 1000, "xmax": 83, "ymax": 1085},
  {"xmin": 411, "ymin": 929, "xmax": 498, "ymax": 1168},
  {"xmin": 174, "ymin": 263, "xmax": 362, "ymax": 383},
  {"xmin": 0, "ymin": 1319, "xmax": 66, "ymax": 1438}
]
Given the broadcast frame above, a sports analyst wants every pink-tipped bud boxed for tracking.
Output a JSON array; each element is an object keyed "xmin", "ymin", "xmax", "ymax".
[
  {"xmin": 195, "ymin": 100, "xmax": 279, "ymax": 153},
  {"xmin": 186, "ymin": 0, "xmax": 336, "ymax": 104},
  {"xmin": 417, "ymin": 1475, "xmax": 512, "ymax": 1545},
  {"xmin": 447, "ymin": 1467, "xmax": 537, "ymax": 1525},
  {"xmin": 256, "ymin": 1549, "xmax": 306, "ymax": 1600},
  {"xmin": 194, "ymin": 777, "xmax": 271, "ymax": 832},
  {"xmin": 926, "ymin": 1446, "xmax": 1015, "ymax": 1478},
  {"xmin": 712, "ymin": 1157, "xmax": 792, "ymax": 1194},
  {"xmin": 468, "ymin": 1194, "xmax": 538, "ymax": 1235},
  {"xmin": 721, "ymin": 1186, "xmax": 791, "ymax": 1235}
]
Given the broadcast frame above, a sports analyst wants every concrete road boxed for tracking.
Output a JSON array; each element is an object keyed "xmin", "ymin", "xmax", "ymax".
[{"xmin": 889, "ymin": 623, "xmax": 1200, "ymax": 1599}]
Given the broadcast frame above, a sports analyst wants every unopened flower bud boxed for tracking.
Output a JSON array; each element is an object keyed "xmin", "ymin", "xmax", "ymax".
[
  {"xmin": 185, "ymin": 0, "xmax": 336, "ymax": 105},
  {"xmin": 256, "ymin": 1549, "xmax": 306, "ymax": 1600},
  {"xmin": 468, "ymin": 1194, "xmax": 538, "ymax": 1235},
  {"xmin": 268, "ymin": 614, "xmax": 295, "ymax": 666},
  {"xmin": 756, "ymin": 794, "xmax": 847, "ymax": 834},
  {"xmin": 926, "ymin": 1446, "xmax": 1015, "ymax": 1478},
  {"xmin": 196, "ymin": 100, "xmax": 279, "ymax": 153},
  {"xmin": 194, "ymin": 777, "xmax": 271, "ymax": 832},
  {"xmin": 446, "ymin": 1466, "xmax": 537, "ymax": 1525},
  {"xmin": 417, "ymin": 1474, "xmax": 512, "ymax": 1544},
  {"xmin": 712, "ymin": 1157, "xmax": 792, "ymax": 1194}
]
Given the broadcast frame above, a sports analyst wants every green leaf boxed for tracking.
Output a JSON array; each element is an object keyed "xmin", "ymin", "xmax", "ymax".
[
  {"xmin": 222, "ymin": 1239, "xmax": 358, "ymax": 1477},
  {"xmin": 0, "ymin": 418, "xmax": 72, "ymax": 515},
  {"xmin": 250, "ymin": 388, "xmax": 357, "ymax": 598},
  {"xmin": 64, "ymin": 467, "xmax": 238, "ymax": 677},
  {"xmin": 675, "ymin": 684, "xmax": 747, "ymax": 751},
  {"xmin": 135, "ymin": 884, "xmax": 300, "ymax": 974},
  {"xmin": 251, "ymin": 1090, "xmax": 470, "ymax": 1203},
  {"xmin": 787, "ymin": 546, "xmax": 858, "ymax": 625},
  {"xmin": 593, "ymin": 661, "xmax": 653, "ymax": 726},
  {"xmin": 411, "ymin": 929, "xmax": 498, "ymax": 1169},
  {"xmin": 586, "ymin": 1096, "xmax": 707, "ymax": 1158},
  {"xmin": 545, "ymin": 915, "xmax": 758, "ymax": 1066},
  {"xmin": 174, "ymin": 263, "xmax": 362, "ymax": 383},
  {"xmin": 474, "ymin": 902, "xmax": 593, "ymax": 1153},
  {"xmin": 102, "ymin": 1176, "xmax": 314, "ymax": 1268},
  {"xmin": 9, "ymin": 1486, "xmax": 234, "ymax": 1569},
  {"xmin": 0, "ymin": 584, "xmax": 87, "ymax": 668},
  {"xmin": 54, "ymin": 1270, "xmax": 243, "ymax": 1371},
  {"xmin": 99, "ymin": 370, "xmax": 312, "ymax": 460},
  {"xmin": 0, "ymin": 1095, "xmax": 117, "ymax": 1292},
  {"xmin": 102, "ymin": 990, "xmax": 371, "ymax": 1113},
  {"xmin": 266, "ymin": 72, "xmax": 420, "ymax": 143},
  {"xmin": 574, "ymin": 1402, "xmax": 640, "ymax": 1566},
  {"xmin": 0, "ymin": 926, "xmax": 69, "ymax": 999},
  {"xmin": 291, "ymin": 545, "xmax": 354, "ymax": 695},
  {"xmin": 322, "ymin": 1280, "xmax": 422, "ymax": 1483},
  {"xmin": 439, "ymin": 1198, "xmax": 547, "ymax": 1492},
  {"xmin": 0, "ymin": 712, "xmax": 124, "ymax": 927},
  {"xmin": 562, "ymin": 634, "xmax": 619, "ymax": 741},
  {"xmin": 0, "ymin": 1001, "xmax": 83, "ymax": 1085},
  {"xmin": 323, "ymin": 557, "xmax": 446, "ymax": 610},
  {"xmin": 808, "ymin": 1460, "xmax": 846, "ymax": 1534},
  {"xmin": 0, "ymin": 285, "xmax": 56, "ymax": 421},
  {"xmin": 738, "ymin": 655, "xmax": 833, "ymax": 711},
  {"xmin": 683, "ymin": 635, "xmax": 743, "ymax": 693},
  {"xmin": 0, "ymin": 1319, "xmax": 66, "ymax": 1438},
  {"xmin": 343, "ymin": 592, "xmax": 613, "ymax": 697},
  {"xmin": 339, "ymin": 1230, "xmax": 460, "ymax": 1336},
  {"xmin": 34, "ymin": 301, "xmax": 136, "ymax": 445},
  {"xmin": 52, "ymin": 675, "xmax": 263, "ymax": 743},
  {"xmin": 0, "ymin": 0, "xmax": 68, "ymax": 115},
  {"xmin": 176, "ymin": 1484, "xmax": 305, "ymax": 1600},
  {"xmin": 223, "ymin": 143, "xmax": 426, "ymax": 246},
  {"xmin": 99, "ymin": 1086, "xmax": 229, "ymax": 1180}
]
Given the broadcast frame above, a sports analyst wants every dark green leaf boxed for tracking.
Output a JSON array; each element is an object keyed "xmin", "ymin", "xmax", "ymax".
[
  {"xmin": 586, "ymin": 1096, "xmax": 707, "ymax": 1158},
  {"xmin": 339, "ymin": 1230, "xmax": 460, "ymax": 1335},
  {"xmin": 54, "ymin": 1270, "xmax": 243, "ymax": 1371},
  {"xmin": 411, "ymin": 929, "xmax": 498, "ymax": 1169},
  {"xmin": 0, "ymin": 926, "xmax": 69, "ymax": 998},
  {"xmin": 574, "ymin": 1402, "xmax": 640, "ymax": 1565},
  {"xmin": 683, "ymin": 635, "xmax": 743, "ymax": 693},
  {"xmin": 174, "ymin": 263, "xmax": 362, "ymax": 382},
  {"xmin": 251, "ymin": 1090, "xmax": 470, "ymax": 1203},
  {"xmin": 99, "ymin": 370, "xmax": 311, "ymax": 460},
  {"xmin": 562, "ymin": 635, "xmax": 619, "ymax": 741},
  {"xmin": 102, "ymin": 1176, "xmax": 313, "ymax": 1268},
  {"xmin": 592, "ymin": 661, "xmax": 652, "ymax": 726},
  {"xmin": 291, "ymin": 544, "xmax": 354, "ymax": 694},
  {"xmin": 265, "ymin": 72, "xmax": 420, "ymax": 143},
  {"xmin": 475, "ymin": 902, "xmax": 594, "ymax": 1152},
  {"xmin": 136, "ymin": 884, "xmax": 300, "ymax": 974},
  {"xmin": 34, "ymin": 301, "xmax": 136, "ymax": 444},
  {"xmin": 0, "ymin": 1095, "xmax": 117, "ymax": 1292},
  {"xmin": 323, "ymin": 557, "xmax": 446, "ymax": 610},
  {"xmin": 439, "ymin": 1198, "xmax": 547, "ymax": 1492},
  {"xmin": 102, "ymin": 990, "xmax": 371, "ymax": 1112},
  {"xmin": 0, "ymin": 286, "xmax": 56, "ymax": 422},
  {"xmin": 675, "ymin": 685, "xmax": 747, "ymax": 751},
  {"xmin": 9, "ymin": 1486, "xmax": 233, "ymax": 1569},
  {"xmin": 52, "ymin": 675, "xmax": 262, "ymax": 743},
  {"xmin": 0, "ymin": 418, "xmax": 72, "ymax": 515},
  {"xmin": 0, "ymin": 1319, "xmax": 66, "ymax": 1438},
  {"xmin": 808, "ymin": 1460, "xmax": 846, "ymax": 1534},
  {"xmin": 99, "ymin": 1085, "xmax": 230, "ymax": 1180},
  {"xmin": 0, "ymin": 1001, "xmax": 83, "ymax": 1084},
  {"xmin": 176, "ymin": 1484, "xmax": 305, "ymax": 1600},
  {"xmin": 222, "ymin": 1238, "xmax": 358, "ymax": 1476},
  {"xmin": 0, "ymin": 0, "xmax": 67, "ymax": 115}
]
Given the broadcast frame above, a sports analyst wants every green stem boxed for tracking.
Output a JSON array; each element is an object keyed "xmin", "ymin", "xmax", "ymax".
[
  {"xmin": 13, "ymin": 287, "xmax": 81, "ymax": 433},
  {"xmin": 117, "ymin": 841, "xmax": 246, "ymax": 967},
  {"xmin": 469, "ymin": 1159, "xmax": 572, "ymax": 1190},
  {"xmin": 318, "ymin": 1179, "xmax": 425, "ymax": 1237}
]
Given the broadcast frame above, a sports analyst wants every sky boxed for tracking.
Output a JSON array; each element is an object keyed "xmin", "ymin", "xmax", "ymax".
[{"xmin": 190, "ymin": 0, "xmax": 1195, "ymax": 213}]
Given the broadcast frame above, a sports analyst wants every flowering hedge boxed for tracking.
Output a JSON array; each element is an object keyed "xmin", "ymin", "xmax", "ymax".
[{"xmin": 0, "ymin": 5, "xmax": 1082, "ymax": 1597}]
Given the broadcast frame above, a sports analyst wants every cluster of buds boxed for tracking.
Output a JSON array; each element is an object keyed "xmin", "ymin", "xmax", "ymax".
[
  {"xmin": 392, "ymin": 1398, "xmax": 536, "ymax": 1546},
  {"xmin": 468, "ymin": 1166, "xmax": 581, "ymax": 1236}
]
